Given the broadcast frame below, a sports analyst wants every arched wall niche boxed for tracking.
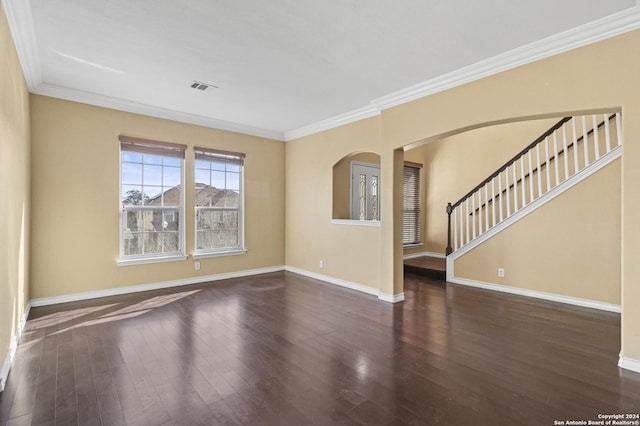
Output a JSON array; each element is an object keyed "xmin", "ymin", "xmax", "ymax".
[{"xmin": 332, "ymin": 151, "xmax": 380, "ymax": 220}]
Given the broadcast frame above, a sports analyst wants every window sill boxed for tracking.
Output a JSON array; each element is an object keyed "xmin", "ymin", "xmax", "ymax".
[
  {"xmin": 117, "ymin": 254, "xmax": 188, "ymax": 267},
  {"xmin": 403, "ymin": 243, "xmax": 423, "ymax": 249},
  {"xmin": 331, "ymin": 219, "xmax": 381, "ymax": 227},
  {"xmin": 192, "ymin": 249, "xmax": 247, "ymax": 259}
]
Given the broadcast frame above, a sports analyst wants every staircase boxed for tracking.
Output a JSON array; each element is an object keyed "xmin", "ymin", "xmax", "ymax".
[{"xmin": 446, "ymin": 113, "xmax": 622, "ymax": 261}]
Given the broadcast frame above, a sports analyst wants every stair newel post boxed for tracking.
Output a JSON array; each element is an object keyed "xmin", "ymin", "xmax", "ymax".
[{"xmin": 446, "ymin": 203, "xmax": 453, "ymax": 255}]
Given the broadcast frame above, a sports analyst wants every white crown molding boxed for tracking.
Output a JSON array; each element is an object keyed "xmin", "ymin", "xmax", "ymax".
[
  {"xmin": 618, "ymin": 355, "xmax": 640, "ymax": 374},
  {"xmin": 3, "ymin": 0, "xmax": 42, "ymax": 90},
  {"xmin": 449, "ymin": 277, "xmax": 621, "ymax": 313},
  {"xmin": 283, "ymin": 105, "xmax": 380, "ymax": 141},
  {"xmin": 32, "ymin": 83, "xmax": 285, "ymax": 141},
  {"xmin": 30, "ymin": 266, "xmax": 285, "ymax": 307},
  {"xmin": 370, "ymin": 6, "xmax": 640, "ymax": 111},
  {"xmin": 1, "ymin": 300, "xmax": 31, "ymax": 392},
  {"xmin": 284, "ymin": 5, "xmax": 640, "ymax": 139},
  {"xmin": 6, "ymin": 2, "xmax": 640, "ymax": 143}
]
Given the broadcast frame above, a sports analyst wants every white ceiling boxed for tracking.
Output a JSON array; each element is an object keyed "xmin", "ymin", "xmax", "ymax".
[{"xmin": 5, "ymin": 0, "xmax": 640, "ymax": 140}]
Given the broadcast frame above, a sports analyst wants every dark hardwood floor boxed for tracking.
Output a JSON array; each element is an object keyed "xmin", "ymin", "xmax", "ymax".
[{"xmin": 1, "ymin": 271, "xmax": 639, "ymax": 425}]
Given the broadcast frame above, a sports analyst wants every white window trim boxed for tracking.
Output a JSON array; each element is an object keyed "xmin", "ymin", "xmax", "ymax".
[
  {"xmin": 117, "ymin": 145, "xmax": 186, "ymax": 264},
  {"xmin": 192, "ymin": 249, "xmax": 247, "ymax": 260},
  {"xmin": 116, "ymin": 254, "xmax": 188, "ymax": 267},
  {"xmin": 330, "ymin": 219, "xmax": 381, "ymax": 227}
]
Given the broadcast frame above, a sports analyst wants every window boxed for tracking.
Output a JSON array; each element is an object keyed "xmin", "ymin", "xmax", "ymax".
[
  {"xmin": 350, "ymin": 162, "xmax": 380, "ymax": 221},
  {"xmin": 119, "ymin": 136, "xmax": 186, "ymax": 264},
  {"xmin": 194, "ymin": 147, "xmax": 245, "ymax": 256},
  {"xmin": 403, "ymin": 162, "xmax": 422, "ymax": 246}
]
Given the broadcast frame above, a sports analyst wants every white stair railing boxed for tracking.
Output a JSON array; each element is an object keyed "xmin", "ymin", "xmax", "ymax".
[{"xmin": 446, "ymin": 113, "xmax": 622, "ymax": 255}]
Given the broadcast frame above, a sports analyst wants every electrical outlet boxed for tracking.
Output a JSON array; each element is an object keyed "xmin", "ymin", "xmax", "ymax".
[
  {"xmin": 195, "ymin": 261, "xmax": 201, "ymax": 271},
  {"xmin": 497, "ymin": 268, "xmax": 505, "ymax": 278},
  {"xmin": 319, "ymin": 260, "xmax": 324, "ymax": 269}
]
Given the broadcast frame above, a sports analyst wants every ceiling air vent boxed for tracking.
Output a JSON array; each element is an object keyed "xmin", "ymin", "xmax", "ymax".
[{"xmin": 190, "ymin": 80, "xmax": 218, "ymax": 92}]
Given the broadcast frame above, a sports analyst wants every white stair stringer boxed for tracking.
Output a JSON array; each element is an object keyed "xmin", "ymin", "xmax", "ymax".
[{"xmin": 446, "ymin": 145, "xmax": 621, "ymax": 281}]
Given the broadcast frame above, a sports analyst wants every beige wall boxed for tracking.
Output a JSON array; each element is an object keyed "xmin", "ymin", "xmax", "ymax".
[
  {"xmin": 286, "ymin": 117, "xmax": 382, "ymax": 290},
  {"xmin": 332, "ymin": 152, "xmax": 380, "ymax": 219},
  {"xmin": 0, "ymin": 2, "xmax": 30, "ymax": 383},
  {"xmin": 407, "ymin": 118, "xmax": 559, "ymax": 255},
  {"xmin": 376, "ymin": 30, "xmax": 640, "ymax": 359},
  {"xmin": 30, "ymin": 95, "xmax": 285, "ymax": 299},
  {"xmin": 455, "ymin": 158, "xmax": 621, "ymax": 304},
  {"xmin": 286, "ymin": 30, "xmax": 640, "ymax": 360}
]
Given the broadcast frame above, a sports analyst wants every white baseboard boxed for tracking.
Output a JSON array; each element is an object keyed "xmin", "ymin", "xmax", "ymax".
[
  {"xmin": 1, "ymin": 300, "xmax": 31, "ymax": 392},
  {"xmin": 618, "ymin": 355, "xmax": 640, "ymax": 374},
  {"xmin": 449, "ymin": 277, "xmax": 621, "ymax": 313},
  {"xmin": 284, "ymin": 266, "xmax": 379, "ymax": 296},
  {"xmin": 403, "ymin": 251, "xmax": 446, "ymax": 260},
  {"xmin": 378, "ymin": 292, "xmax": 406, "ymax": 303},
  {"xmin": 30, "ymin": 266, "xmax": 285, "ymax": 307},
  {"xmin": 284, "ymin": 266, "xmax": 405, "ymax": 304}
]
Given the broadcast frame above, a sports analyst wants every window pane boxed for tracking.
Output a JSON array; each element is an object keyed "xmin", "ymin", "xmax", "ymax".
[
  {"xmin": 163, "ymin": 166, "xmax": 181, "ymax": 187},
  {"xmin": 223, "ymin": 211, "xmax": 238, "ymax": 228},
  {"xmin": 196, "ymin": 209, "xmax": 219, "ymax": 231},
  {"xmin": 163, "ymin": 157, "xmax": 181, "ymax": 167},
  {"xmin": 210, "ymin": 160, "xmax": 226, "ymax": 171},
  {"xmin": 211, "ymin": 171, "xmax": 225, "ymax": 189},
  {"xmin": 121, "ymin": 163, "xmax": 142, "ymax": 185},
  {"xmin": 144, "ymin": 232, "xmax": 163, "ymax": 254},
  {"xmin": 143, "ymin": 165, "xmax": 162, "ymax": 186},
  {"xmin": 143, "ymin": 186, "xmax": 163, "ymax": 205},
  {"xmin": 122, "ymin": 186, "xmax": 144, "ymax": 206},
  {"xmin": 123, "ymin": 232, "xmax": 142, "ymax": 255},
  {"xmin": 195, "ymin": 169, "xmax": 210, "ymax": 186},
  {"xmin": 223, "ymin": 192, "xmax": 239, "ymax": 208},
  {"xmin": 143, "ymin": 154, "xmax": 162, "ymax": 165},
  {"xmin": 196, "ymin": 230, "xmax": 214, "ymax": 250},
  {"xmin": 121, "ymin": 151, "xmax": 142, "ymax": 163},
  {"xmin": 219, "ymin": 230, "xmax": 239, "ymax": 248},
  {"xmin": 163, "ymin": 232, "xmax": 179, "ymax": 252},
  {"xmin": 125, "ymin": 210, "xmax": 142, "ymax": 232},
  {"xmin": 195, "ymin": 160, "xmax": 211, "ymax": 169},
  {"xmin": 161, "ymin": 186, "xmax": 181, "ymax": 207},
  {"xmin": 226, "ymin": 172, "xmax": 239, "ymax": 190},
  {"xmin": 227, "ymin": 163, "xmax": 240, "ymax": 173},
  {"xmin": 163, "ymin": 210, "xmax": 179, "ymax": 229}
]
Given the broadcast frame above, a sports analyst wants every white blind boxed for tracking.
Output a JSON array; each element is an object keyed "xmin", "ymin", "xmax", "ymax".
[
  {"xmin": 403, "ymin": 164, "xmax": 421, "ymax": 245},
  {"xmin": 194, "ymin": 146, "xmax": 245, "ymax": 166},
  {"xmin": 119, "ymin": 135, "xmax": 186, "ymax": 159}
]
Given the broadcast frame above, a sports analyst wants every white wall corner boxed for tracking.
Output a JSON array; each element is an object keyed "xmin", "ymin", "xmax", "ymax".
[
  {"xmin": 378, "ymin": 292, "xmax": 405, "ymax": 303},
  {"xmin": 618, "ymin": 355, "xmax": 640, "ymax": 374}
]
